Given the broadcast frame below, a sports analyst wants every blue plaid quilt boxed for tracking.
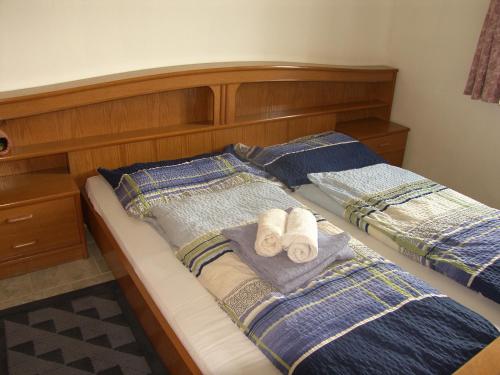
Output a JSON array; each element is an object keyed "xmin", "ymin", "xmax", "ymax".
[
  {"xmin": 309, "ymin": 163, "xmax": 500, "ymax": 304},
  {"xmin": 113, "ymin": 156, "xmax": 498, "ymax": 374},
  {"xmin": 112, "ymin": 152, "xmax": 268, "ymax": 217}
]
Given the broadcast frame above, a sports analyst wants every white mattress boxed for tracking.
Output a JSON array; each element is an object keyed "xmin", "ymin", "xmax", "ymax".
[{"xmin": 86, "ymin": 175, "xmax": 499, "ymax": 375}]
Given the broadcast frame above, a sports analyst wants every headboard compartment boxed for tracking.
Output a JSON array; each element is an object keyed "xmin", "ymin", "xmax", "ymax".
[{"xmin": 0, "ymin": 62, "xmax": 398, "ymax": 186}]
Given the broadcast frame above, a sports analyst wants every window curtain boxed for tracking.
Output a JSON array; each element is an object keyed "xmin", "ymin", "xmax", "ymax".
[{"xmin": 464, "ymin": 0, "xmax": 500, "ymax": 104}]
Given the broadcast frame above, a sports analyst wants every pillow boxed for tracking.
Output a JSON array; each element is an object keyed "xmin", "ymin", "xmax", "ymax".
[
  {"xmin": 233, "ymin": 131, "xmax": 385, "ymax": 188},
  {"xmin": 98, "ymin": 150, "xmax": 225, "ymax": 189}
]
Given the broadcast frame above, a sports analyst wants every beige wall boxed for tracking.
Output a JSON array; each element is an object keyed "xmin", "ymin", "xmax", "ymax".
[
  {"xmin": 388, "ymin": 0, "xmax": 500, "ymax": 208},
  {"xmin": 0, "ymin": 0, "xmax": 393, "ymax": 90},
  {"xmin": 1, "ymin": 0, "xmax": 499, "ymax": 206}
]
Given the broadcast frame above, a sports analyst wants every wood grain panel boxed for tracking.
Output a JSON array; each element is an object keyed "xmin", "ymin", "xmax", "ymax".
[
  {"xmin": 235, "ymin": 81, "xmax": 380, "ymax": 119},
  {"xmin": 0, "ymin": 173, "xmax": 78, "ymax": 208},
  {"xmin": 68, "ymin": 145, "xmax": 122, "ymax": 187},
  {"xmin": 68, "ymin": 140, "xmax": 159, "ymax": 186},
  {"xmin": 224, "ymin": 83, "xmax": 240, "ymax": 124},
  {"xmin": 380, "ymin": 150, "xmax": 405, "ymax": 166},
  {"xmin": 156, "ymin": 132, "xmax": 213, "ymax": 160},
  {"xmin": 342, "ymin": 82, "xmax": 377, "ymax": 103},
  {"xmin": 213, "ymin": 120, "xmax": 288, "ymax": 150},
  {"xmin": 362, "ymin": 132, "xmax": 407, "ymax": 154},
  {"xmin": 335, "ymin": 106, "xmax": 388, "ymax": 123},
  {"xmin": 3, "ymin": 93, "xmax": 159, "ymax": 146},
  {"xmin": 158, "ymin": 86, "xmax": 213, "ymax": 125},
  {"xmin": 287, "ymin": 114, "xmax": 336, "ymax": 140},
  {"xmin": 3, "ymin": 87, "xmax": 212, "ymax": 147},
  {"xmin": 68, "ymin": 133, "xmax": 213, "ymax": 187},
  {"xmin": 0, "ymin": 154, "xmax": 67, "ymax": 177},
  {"xmin": 210, "ymin": 85, "xmax": 221, "ymax": 125}
]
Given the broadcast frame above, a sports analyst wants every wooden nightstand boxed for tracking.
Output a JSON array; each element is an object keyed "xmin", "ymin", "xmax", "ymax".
[
  {"xmin": 336, "ymin": 118, "xmax": 410, "ymax": 166},
  {"xmin": 0, "ymin": 173, "xmax": 87, "ymax": 279}
]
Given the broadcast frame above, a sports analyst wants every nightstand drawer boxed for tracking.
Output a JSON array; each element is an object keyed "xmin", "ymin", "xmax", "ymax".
[
  {"xmin": 0, "ymin": 197, "xmax": 81, "ymax": 261},
  {"xmin": 380, "ymin": 150, "xmax": 405, "ymax": 167},
  {"xmin": 363, "ymin": 132, "xmax": 407, "ymax": 154}
]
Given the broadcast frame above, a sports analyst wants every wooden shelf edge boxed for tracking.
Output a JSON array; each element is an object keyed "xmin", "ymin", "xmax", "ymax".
[
  {"xmin": 0, "ymin": 122, "xmax": 214, "ymax": 162},
  {"xmin": 336, "ymin": 117, "xmax": 410, "ymax": 140},
  {"xmin": 0, "ymin": 63, "xmax": 397, "ymax": 103},
  {"xmin": 234, "ymin": 100, "xmax": 389, "ymax": 126}
]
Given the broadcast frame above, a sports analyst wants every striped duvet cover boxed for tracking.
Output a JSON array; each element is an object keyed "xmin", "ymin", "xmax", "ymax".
[
  {"xmin": 308, "ymin": 163, "xmax": 500, "ymax": 304},
  {"xmin": 112, "ymin": 154, "xmax": 498, "ymax": 374}
]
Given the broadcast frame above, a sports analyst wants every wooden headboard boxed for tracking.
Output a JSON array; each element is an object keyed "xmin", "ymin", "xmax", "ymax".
[{"xmin": 0, "ymin": 62, "xmax": 397, "ymax": 187}]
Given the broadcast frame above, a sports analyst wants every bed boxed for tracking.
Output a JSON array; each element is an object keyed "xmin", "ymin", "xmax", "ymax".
[
  {"xmin": 86, "ymin": 159, "xmax": 497, "ymax": 374},
  {"xmin": 1, "ymin": 62, "xmax": 498, "ymax": 374}
]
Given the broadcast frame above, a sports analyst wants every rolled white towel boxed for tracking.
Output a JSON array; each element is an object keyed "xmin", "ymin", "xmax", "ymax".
[
  {"xmin": 282, "ymin": 207, "xmax": 318, "ymax": 263},
  {"xmin": 254, "ymin": 208, "xmax": 288, "ymax": 257}
]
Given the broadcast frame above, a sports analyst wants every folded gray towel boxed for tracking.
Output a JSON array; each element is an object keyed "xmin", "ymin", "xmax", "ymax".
[{"xmin": 222, "ymin": 223, "xmax": 353, "ymax": 294}]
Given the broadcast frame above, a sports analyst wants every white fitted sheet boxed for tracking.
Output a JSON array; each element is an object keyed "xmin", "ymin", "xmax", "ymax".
[{"xmin": 86, "ymin": 175, "xmax": 499, "ymax": 375}]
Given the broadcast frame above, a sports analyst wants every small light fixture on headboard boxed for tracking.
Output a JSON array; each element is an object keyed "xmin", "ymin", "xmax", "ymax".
[{"xmin": 0, "ymin": 129, "xmax": 12, "ymax": 156}]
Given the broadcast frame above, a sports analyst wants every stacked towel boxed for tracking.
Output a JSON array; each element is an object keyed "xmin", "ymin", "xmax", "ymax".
[
  {"xmin": 283, "ymin": 207, "xmax": 319, "ymax": 263},
  {"xmin": 222, "ymin": 223, "xmax": 353, "ymax": 294},
  {"xmin": 254, "ymin": 208, "xmax": 287, "ymax": 257}
]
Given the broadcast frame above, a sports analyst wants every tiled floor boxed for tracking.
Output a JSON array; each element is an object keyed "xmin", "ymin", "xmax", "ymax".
[{"xmin": 0, "ymin": 229, "xmax": 114, "ymax": 310}]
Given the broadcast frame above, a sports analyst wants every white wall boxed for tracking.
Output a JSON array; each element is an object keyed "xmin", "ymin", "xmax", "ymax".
[
  {"xmin": 1, "ymin": 0, "xmax": 499, "ymax": 207},
  {"xmin": 387, "ymin": 0, "xmax": 500, "ymax": 208},
  {"xmin": 0, "ymin": 0, "xmax": 393, "ymax": 90}
]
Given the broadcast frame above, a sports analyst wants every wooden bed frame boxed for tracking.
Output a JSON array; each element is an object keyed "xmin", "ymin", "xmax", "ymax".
[{"xmin": 0, "ymin": 62, "xmax": 497, "ymax": 374}]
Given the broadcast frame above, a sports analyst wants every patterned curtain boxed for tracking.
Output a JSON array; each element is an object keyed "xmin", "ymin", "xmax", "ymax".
[{"xmin": 464, "ymin": 0, "xmax": 500, "ymax": 104}]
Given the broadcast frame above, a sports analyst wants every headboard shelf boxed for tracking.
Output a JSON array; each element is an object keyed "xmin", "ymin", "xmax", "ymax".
[
  {"xmin": 234, "ymin": 100, "xmax": 389, "ymax": 126},
  {"xmin": 0, "ymin": 62, "xmax": 399, "ymax": 183},
  {"xmin": 0, "ymin": 121, "xmax": 213, "ymax": 162},
  {"xmin": 0, "ymin": 98, "xmax": 388, "ymax": 162}
]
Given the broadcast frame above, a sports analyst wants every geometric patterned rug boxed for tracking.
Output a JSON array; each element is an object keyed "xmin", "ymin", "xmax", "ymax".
[{"xmin": 0, "ymin": 281, "xmax": 168, "ymax": 375}]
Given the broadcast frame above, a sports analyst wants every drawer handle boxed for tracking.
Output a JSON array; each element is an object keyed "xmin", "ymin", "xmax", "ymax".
[
  {"xmin": 7, "ymin": 214, "xmax": 33, "ymax": 224},
  {"xmin": 379, "ymin": 142, "xmax": 392, "ymax": 147},
  {"xmin": 13, "ymin": 240, "xmax": 37, "ymax": 249}
]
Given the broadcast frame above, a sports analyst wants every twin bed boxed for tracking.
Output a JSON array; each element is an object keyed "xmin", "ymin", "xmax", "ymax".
[{"xmin": 1, "ymin": 62, "xmax": 498, "ymax": 374}]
